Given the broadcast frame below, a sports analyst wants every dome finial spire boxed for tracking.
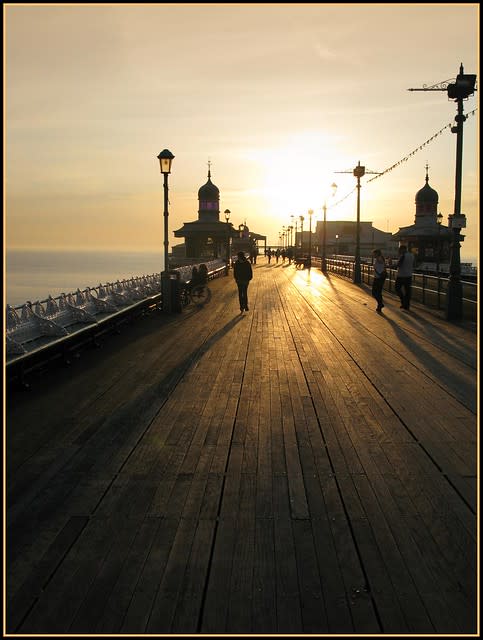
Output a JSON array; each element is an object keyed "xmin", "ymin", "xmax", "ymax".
[
  {"xmin": 207, "ymin": 158, "xmax": 212, "ymax": 179},
  {"xmin": 425, "ymin": 163, "xmax": 429, "ymax": 184}
]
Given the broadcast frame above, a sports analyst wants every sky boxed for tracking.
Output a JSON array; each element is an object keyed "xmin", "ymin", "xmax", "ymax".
[{"xmin": 4, "ymin": 3, "xmax": 480, "ymax": 261}]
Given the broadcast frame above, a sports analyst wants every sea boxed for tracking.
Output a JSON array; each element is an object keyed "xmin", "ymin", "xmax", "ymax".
[
  {"xmin": 5, "ymin": 248, "xmax": 165, "ymax": 308},
  {"xmin": 5, "ymin": 248, "xmax": 477, "ymax": 309}
]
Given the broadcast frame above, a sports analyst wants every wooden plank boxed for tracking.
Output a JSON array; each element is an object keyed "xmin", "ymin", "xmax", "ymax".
[
  {"xmin": 251, "ymin": 518, "xmax": 277, "ymax": 633},
  {"xmin": 200, "ymin": 518, "xmax": 237, "ymax": 633},
  {"xmin": 6, "ymin": 262, "xmax": 477, "ymax": 636},
  {"xmin": 144, "ymin": 517, "xmax": 199, "ymax": 633},
  {"xmin": 273, "ymin": 516, "xmax": 303, "ymax": 633},
  {"xmin": 7, "ymin": 516, "xmax": 88, "ymax": 633},
  {"xmin": 291, "ymin": 518, "xmax": 328, "ymax": 633}
]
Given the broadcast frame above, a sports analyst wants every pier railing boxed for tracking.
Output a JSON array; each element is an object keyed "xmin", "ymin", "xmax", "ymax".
[
  {"xmin": 312, "ymin": 256, "xmax": 477, "ymax": 321},
  {"xmin": 5, "ymin": 259, "xmax": 227, "ymax": 381}
]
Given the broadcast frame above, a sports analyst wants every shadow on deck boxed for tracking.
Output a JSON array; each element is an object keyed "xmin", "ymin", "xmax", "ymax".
[{"xmin": 5, "ymin": 259, "xmax": 478, "ymax": 635}]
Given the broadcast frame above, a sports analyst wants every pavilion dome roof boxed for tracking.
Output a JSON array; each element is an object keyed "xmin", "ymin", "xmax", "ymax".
[
  {"xmin": 415, "ymin": 170, "xmax": 438, "ymax": 205},
  {"xmin": 198, "ymin": 170, "xmax": 219, "ymax": 200}
]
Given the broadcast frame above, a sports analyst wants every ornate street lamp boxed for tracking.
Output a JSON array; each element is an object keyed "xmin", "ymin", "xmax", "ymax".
[
  {"xmin": 353, "ymin": 162, "xmax": 366, "ymax": 283},
  {"xmin": 321, "ymin": 182, "xmax": 338, "ymax": 273},
  {"xmin": 157, "ymin": 149, "xmax": 175, "ymax": 311},
  {"xmin": 335, "ymin": 234, "xmax": 339, "ymax": 256},
  {"xmin": 224, "ymin": 209, "xmax": 231, "ymax": 269},
  {"xmin": 307, "ymin": 209, "xmax": 314, "ymax": 270},
  {"xmin": 436, "ymin": 212, "xmax": 443, "ymax": 307},
  {"xmin": 446, "ymin": 64, "xmax": 475, "ymax": 321},
  {"xmin": 299, "ymin": 215, "xmax": 304, "ymax": 251}
]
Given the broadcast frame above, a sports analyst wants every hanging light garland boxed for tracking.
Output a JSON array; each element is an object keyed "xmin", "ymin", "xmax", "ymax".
[{"xmin": 327, "ymin": 108, "xmax": 477, "ymax": 208}]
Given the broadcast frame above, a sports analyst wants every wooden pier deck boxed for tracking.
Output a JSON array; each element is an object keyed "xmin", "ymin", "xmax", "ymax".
[{"xmin": 6, "ymin": 259, "xmax": 478, "ymax": 635}]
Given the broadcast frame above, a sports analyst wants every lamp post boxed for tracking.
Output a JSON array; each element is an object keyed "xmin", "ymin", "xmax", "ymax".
[
  {"xmin": 157, "ymin": 148, "xmax": 175, "ymax": 311},
  {"xmin": 307, "ymin": 209, "xmax": 314, "ymax": 270},
  {"xmin": 299, "ymin": 215, "xmax": 304, "ymax": 251},
  {"xmin": 294, "ymin": 219, "xmax": 298, "ymax": 249},
  {"xmin": 353, "ymin": 161, "xmax": 365, "ymax": 283},
  {"xmin": 436, "ymin": 212, "xmax": 443, "ymax": 307},
  {"xmin": 446, "ymin": 64, "xmax": 475, "ymax": 321},
  {"xmin": 224, "ymin": 209, "xmax": 231, "ymax": 269},
  {"xmin": 290, "ymin": 215, "xmax": 294, "ymax": 246},
  {"xmin": 335, "ymin": 234, "xmax": 339, "ymax": 256},
  {"xmin": 321, "ymin": 182, "xmax": 338, "ymax": 273}
]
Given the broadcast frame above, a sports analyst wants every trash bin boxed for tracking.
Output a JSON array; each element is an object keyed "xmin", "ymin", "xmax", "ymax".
[{"xmin": 161, "ymin": 271, "xmax": 181, "ymax": 313}]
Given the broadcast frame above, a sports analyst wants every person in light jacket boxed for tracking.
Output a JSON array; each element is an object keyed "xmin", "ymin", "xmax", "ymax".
[{"xmin": 233, "ymin": 251, "xmax": 253, "ymax": 312}]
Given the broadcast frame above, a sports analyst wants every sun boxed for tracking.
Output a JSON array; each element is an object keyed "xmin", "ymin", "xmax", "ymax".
[{"xmin": 254, "ymin": 130, "xmax": 349, "ymax": 219}]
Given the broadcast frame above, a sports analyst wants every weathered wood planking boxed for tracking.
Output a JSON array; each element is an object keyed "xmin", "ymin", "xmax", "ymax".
[{"xmin": 6, "ymin": 260, "xmax": 477, "ymax": 634}]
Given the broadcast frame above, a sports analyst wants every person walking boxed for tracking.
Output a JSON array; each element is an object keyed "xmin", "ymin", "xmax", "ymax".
[
  {"xmin": 395, "ymin": 245, "xmax": 415, "ymax": 310},
  {"xmin": 234, "ymin": 251, "xmax": 253, "ymax": 312},
  {"xmin": 372, "ymin": 249, "xmax": 387, "ymax": 313}
]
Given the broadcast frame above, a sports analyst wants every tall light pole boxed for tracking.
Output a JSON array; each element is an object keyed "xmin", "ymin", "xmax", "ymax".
[
  {"xmin": 321, "ymin": 182, "xmax": 338, "ymax": 273},
  {"xmin": 336, "ymin": 161, "xmax": 380, "ymax": 284},
  {"xmin": 353, "ymin": 162, "xmax": 365, "ymax": 284},
  {"xmin": 307, "ymin": 209, "xmax": 314, "ymax": 270},
  {"xmin": 335, "ymin": 234, "xmax": 339, "ymax": 256},
  {"xmin": 446, "ymin": 64, "xmax": 475, "ymax": 321},
  {"xmin": 290, "ymin": 215, "xmax": 294, "ymax": 245},
  {"xmin": 224, "ymin": 209, "xmax": 231, "ymax": 269},
  {"xmin": 408, "ymin": 63, "xmax": 476, "ymax": 321},
  {"xmin": 299, "ymin": 215, "xmax": 304, "ymax": 252},
  {"xmin": 157, "ymin": 149, "xmax": 175, "ymax": 311}
]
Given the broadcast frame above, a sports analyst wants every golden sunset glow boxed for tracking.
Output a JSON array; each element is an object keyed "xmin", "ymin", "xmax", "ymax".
[{"xmin": 5, "ymin": 4, "xmax": 479, "ymax": 260}]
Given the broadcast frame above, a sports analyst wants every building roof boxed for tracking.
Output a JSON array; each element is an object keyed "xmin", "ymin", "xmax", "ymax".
[
  {"xmin": 392, "ymin": 222, "xmax": 452, "ymax": 239},
  {"xmin": 415, "ymin": 166, "xmax": 438, "ymax": 204},
  {"xmin": 174, "ymin": 220, "xmax": 234, "ymax": 237},
  {"xmin": 198, "ymin": 169, "xmax": 219, "ymax": 200}
]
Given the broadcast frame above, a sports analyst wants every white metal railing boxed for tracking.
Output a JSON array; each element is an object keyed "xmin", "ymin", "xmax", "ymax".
[{"xmin": 5, "ymin": 259, "xmax": 226, "ymax": 359}]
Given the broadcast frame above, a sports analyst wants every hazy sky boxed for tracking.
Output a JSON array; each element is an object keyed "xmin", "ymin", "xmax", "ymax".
[{"xmin": 5, "ymin": 3, "xmax": 479, "ymax": 259}]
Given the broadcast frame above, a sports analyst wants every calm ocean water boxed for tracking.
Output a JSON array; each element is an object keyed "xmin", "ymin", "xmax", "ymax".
[
  {"xmin": 5, "ymin": 248, "xmax": 477, "ymax": 309},
  {"xmin": 5, "ymin": 248, "xmax": 164, "ymax": 307}
]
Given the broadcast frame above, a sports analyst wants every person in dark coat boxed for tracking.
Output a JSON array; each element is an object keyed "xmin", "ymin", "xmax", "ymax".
[
  {"xmin": 372, "ymin": 249, "xmax": 387, "ymax": 313},
  {"xmin": 233, "ymin": 251, "xmax": 253, "ymax": 312}
]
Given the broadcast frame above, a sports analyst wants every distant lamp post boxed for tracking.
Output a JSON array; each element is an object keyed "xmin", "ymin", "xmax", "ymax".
[
  {"xmin": 436, "ymin": 212, "xmax": 443, "ymax": 307},
  {"xmin": 157, "ymin": 148, "xmax": 175, "ymax": 311},
  {"xmin": 307, "ymin": 209, "xmax": 314, "ymax": 270},
  {"xmin": 335, "ymin": 234, "xmax": 339, "ymax": 256},
  {"xmin": 321, "ymin": 182, "xmax": 338, "ymax": 273},
  {"xmin": 436, "ymin": 212, "xmax": 443, "ymax": 273},
  {"xmin": 224, "ymin": 209, "xmax": 231, "ymax": 268},
  {"xmin": 353, "ymin": 161, "xmax": 365, "ymax": 284},
  {"xmin": 290, "ymin": 215, "xmax": 294, "ymax": 245},
  {"xmin": 299, "ymin": 215, "xmax": 304, "ymax": 251}
]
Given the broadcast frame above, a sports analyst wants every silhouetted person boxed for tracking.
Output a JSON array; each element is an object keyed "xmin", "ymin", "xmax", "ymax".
[
  {"xmin": 395, "ymin": 245, "xmax": 415, "ymax": 310},
  {"xmin": 372, "ymin": 249, "xmax": 387, "ymax": 313},
  {"xmin": 234, "ymin": 251, "xmax": 253, "ymax": 312}
]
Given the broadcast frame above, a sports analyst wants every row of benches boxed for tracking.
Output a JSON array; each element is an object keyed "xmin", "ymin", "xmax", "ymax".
[{"xmin": 5, "ymin": 260, "xmax": 227, "ymax": 362}]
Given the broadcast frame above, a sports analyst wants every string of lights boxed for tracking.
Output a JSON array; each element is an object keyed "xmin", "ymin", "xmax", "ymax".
[{"xmin": 327, "ymin": 107, "xmax": 477, "ymax": 208}]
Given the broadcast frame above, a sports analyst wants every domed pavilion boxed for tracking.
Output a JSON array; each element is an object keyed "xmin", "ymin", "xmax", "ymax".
[
  {"xmin": 173, "ymin": 163, "xmax": 236, "ymax": 260},
  {"xmin": 392, "ymin": 165, "xmax": 453, "ymax": 268}
]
